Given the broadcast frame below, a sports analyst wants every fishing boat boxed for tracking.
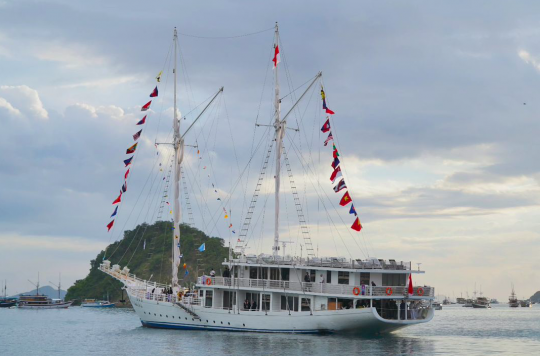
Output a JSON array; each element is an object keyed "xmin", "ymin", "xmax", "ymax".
[
  {"xmin": 509, "ymin": 285, "xmax": 519, "ymax": 307},
  {"xmin": 81, "ymin": 299, "xmax": 115, "ymax": 308},
  {"xmin": 100, "ymin": 25, "xmax": 436, "ymax": 334}
]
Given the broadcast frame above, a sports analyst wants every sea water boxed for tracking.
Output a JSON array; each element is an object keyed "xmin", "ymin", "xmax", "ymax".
[{"xmin": 0, "ymin": 304, "xmax": 538, "ymax": 355}]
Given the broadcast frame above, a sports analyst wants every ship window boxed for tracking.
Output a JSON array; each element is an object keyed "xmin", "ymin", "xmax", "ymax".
[
  {"xmin": 249, "ymin": 267, "xmax": 258, "ymax": 279},
  {"xmin": 338, "ymin": 271, "xmax": 350, "ymax": 285},
  {"xmin": 258, "ymin": 267, "xmax": 268, "ymax": 280},
  {"xmin": 270, "ymin": 268, "xmax": 280, "ymax": 280},
  {"xmin": 205, "ymin": 290, "xmax": 213, "ymax": 308},
  {"xmin": 281, "ymin": 296, "xmax": 299, "ymax": 311},
  {"xmin": 261, "ymin": 294, "xmax": 270, "ymax": 311},
  {"xmin": 223, "ymin": 291, "xmax": 236, "ymax": 310},
  {"xmin": 382, "ymin": 273, "xmax": 406, "ymax": 286},
  {"xmin": 327, "ymin": 271, "xmax": 332, "ymax": 284},
  {"xmin": 280, "ymin": 268, "xmax": 290, "ymax": 281},
  {"xmin": 309, "ymin": 270, "xmax": 316, "ymax": 282},
  {"xmin": 301, "ymin": 298, "xmax": 311, "ymax": 312},
  {"xmin": 360, "ymin": 272, "xmax": 370, "ymax": 285},
  {"xmin": 245, "ymin": 292, "xmax": 260, "ymax": 310}
]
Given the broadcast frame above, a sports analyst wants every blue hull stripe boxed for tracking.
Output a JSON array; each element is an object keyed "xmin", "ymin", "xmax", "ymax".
[{"xmin": 141, "ymin": 320, "xmax": 325, "ymax": 334}]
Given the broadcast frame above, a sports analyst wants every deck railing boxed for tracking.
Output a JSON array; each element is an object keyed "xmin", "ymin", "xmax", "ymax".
[
  {"xmin": 235, "ymin": 257, "xmax": 412, "ymax": 271},
  {"xmin": 197, "ymin": 277, "xmax": 434, "ymax": 298}
]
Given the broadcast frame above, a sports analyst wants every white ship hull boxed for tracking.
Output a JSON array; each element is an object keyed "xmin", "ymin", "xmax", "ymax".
[{"xmin": 128, "ymin": 289, "xmax": 433, "ymax": 334}]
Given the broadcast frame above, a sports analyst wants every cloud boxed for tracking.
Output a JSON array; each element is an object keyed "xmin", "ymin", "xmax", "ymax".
[
  {"xmin": 0, "ymin": 85, "xmax": 48, "ymax": 120},
  {"xmin": 0, "ymin": 233, "xmax": 104, "ymax": 253},
  {"xmin": 518, "ymin": 49, "xmax": 540, "ymax": 71}
]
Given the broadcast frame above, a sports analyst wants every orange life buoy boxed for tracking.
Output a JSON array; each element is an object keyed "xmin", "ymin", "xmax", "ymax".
[
  {"xmin": 206, "ymin": 278, "xmax": 212, "ymax": 286},
  {"xmin": 353, "ymin": 287, "xmax": 361, "ymax": 296},
  {"xmin": 417, "ymin": 287, "xmax": 424, "ymax": 296},
  {"xmin": 385, "ymin": 287, "xmax": 393, "ymax": 296}
]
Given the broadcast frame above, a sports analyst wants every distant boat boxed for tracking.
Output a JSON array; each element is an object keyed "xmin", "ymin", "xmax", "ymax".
[
  {"xmin": 0, "ymin": 280, "xmax": 17, "ymax": 308},
  {"xmin": 509, "ymin": 285, "xmax": 519, "ymax": 308},
  {"xmin": 432, "ymin": 301, "xmax": 443, "ymax": 310},
  {"xmin": 81, "ymin": 299, "xmax": 115, "ymax": 308},
  {"xmin": 442, "ymin": 298, "xmax": 451, "ymax": 305},
  {"xmin": 519, "ymin": 300, "xmax": 531, "ymax": 308},
  {"xmin": 490, "ymin": 299, "xmax": 499, "ymax": 304},
  {"xmin": 472, "ymin": 296, "xmax": 491, "ymax": 309},
  {"xmin": 18, "ymin": 295, "xmax": 72, "ymax": 309},
  {"xmin": 456, "ymin": 297, "xmax": 466, "ymax": 304},
  {"xmin": 463, "ymin": 299, "xmax": 474, "ymax": 307}
]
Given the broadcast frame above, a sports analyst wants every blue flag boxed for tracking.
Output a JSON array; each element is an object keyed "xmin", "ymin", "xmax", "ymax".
[
  {"xmin": 198, "ymin": 243, "xmax": 205, "ymax": 252},
  {"xmin": 124, "ymin": 156, "xmax": 133, "ymax": 167},
  {"xmin": 349, "ymin": 204, "xmax": 357, "ymax": 216},
  {"xmin": 185, "ymin": 270, "xmax": 189, "ymax": 276},
  {"xmin": 110, "ymin": 206, "xmax": 118, "ymax": 218}
]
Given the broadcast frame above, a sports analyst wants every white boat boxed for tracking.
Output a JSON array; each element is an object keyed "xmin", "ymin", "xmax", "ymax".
[
  {"xmin": 18, "ymin": 295, "xmax": 72, "ymax": 309},
  {"xmin": 81, "ymin": 299, "xmax": 115, "ymax": 308},
  {"xmin": 432, "ymin": 301, "xmax": 442, "ymax": 310},
  {"xmin": 472, "ymin": 296, "xmax": 491, "ymax": 309},
  {"xmin": 100, "ymin": 25, "xmax": 436, "ymax": 334}
]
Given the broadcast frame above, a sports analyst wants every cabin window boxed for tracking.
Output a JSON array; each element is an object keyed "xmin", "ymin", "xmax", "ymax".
[
  {"xmin": 309, "ymin": 270, "xmax": 316, "ymax": 282},
  {"xmin": 249, "ymin": 267, "xmax": 257, "ymax": 279},
  {"xmin": 281, "ymin": 296, "xmax": 299, "ymax": 311},
  {"xmin": 360, "ymin": 272, "xmax": 370, "ymax": 285},
  {"xmin": 338, "ymin": 271, "xmax": 350, "ymax": 285},
  {"xmin": 270, "ymin": 268, "xmax": 280, "ymax": 281},
  {"xmin": 259, "ymin": 267, "xmax": 268, "ymax": 280},
  {"xmin": 205, "ymin": 290, "xmax": 213, "ymax": 308},
  {"xmin": 261, "ymin": 294, "xmax": 271, "ymax": 311},
  {"xmin": 382, "ymin": 273, "xmax": 406, "ymax": 286},
  {"xmin": 223, "ymin": 291, "xmax": 236, "ymax": 310},
  {"xmin": 245, "ymin": 292, "xmax": 260, "ymax": 310},
  {"xmin": 326, "ymin": 271, "xmax": 332, "ymax": 284},
  {"xmin": 301, "ymin": 298, "xmax": 311, "ymax": 312},
  {"xmin": 280, "ymin": 268, "xmax": 290, "ymax": 281}
]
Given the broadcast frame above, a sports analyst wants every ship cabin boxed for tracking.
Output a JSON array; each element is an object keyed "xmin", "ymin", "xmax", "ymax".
[{"xmin": 193, "ymin": 255, "xmax": 435, "ymax": 321}]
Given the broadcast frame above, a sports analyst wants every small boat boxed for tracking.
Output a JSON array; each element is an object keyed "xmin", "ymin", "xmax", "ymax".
[
  {"xmin": 432, "ymin": 301, "xmax": 443, "ymax": 310},
  {"xmin": 509, "ymin": 285, "xmax": 519, "ymax": 307},
  {"xmin": 81, "ymin": 299, "xmax": 115, "ymax": 308},
  {"xmin": 519, "ymin": 300, "xmax": 531, "ymax": 308},
  {"xmin": 490, "ymin": 299, "xmax": 499, "ymax": 304},
  {"xmin": 463, "ymin": 299, "xmax": 474, "ymax": 307},
  {"xmin": 442, "ymin": 298, "xmax": 451, "ymax": 305},
  {"xmin": 456, "ymin": 297, "xmax": 466, "ymax": 304},
  {"xmin": 472, "ymin": 296, "xmax": 491, "ymax": 309},
  {"xmin": 0, "ymin": 281, "xmax": 17, "ymax": 308}
]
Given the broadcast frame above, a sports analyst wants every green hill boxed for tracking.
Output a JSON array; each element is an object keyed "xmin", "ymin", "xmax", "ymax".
[
  {"xmin": 65, "ymin": 221, "xmax": 229, "ymax": 303},
  {"xmin": 531, "ymin": 291, "xmax": 540, "ymax": 303}
]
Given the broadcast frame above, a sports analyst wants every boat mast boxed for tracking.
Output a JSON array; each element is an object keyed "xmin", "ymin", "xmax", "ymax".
[
  {"xmin": 273, "ymin": 22, "xmax": 283, "ymax": 259},
  {"xmin": 171, "ymin": 27, "xmax": 184, "ymax": 288}
]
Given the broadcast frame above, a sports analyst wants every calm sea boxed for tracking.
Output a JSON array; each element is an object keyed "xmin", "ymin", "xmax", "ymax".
[{"xmin": 1, "ymin": 304, "xmax": 538, "ymax": 355}]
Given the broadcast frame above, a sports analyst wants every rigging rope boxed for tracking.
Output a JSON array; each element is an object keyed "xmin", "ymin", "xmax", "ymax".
[{"xmin": 177, "ymin": 26, "xmax": 274, "ymax": 39}]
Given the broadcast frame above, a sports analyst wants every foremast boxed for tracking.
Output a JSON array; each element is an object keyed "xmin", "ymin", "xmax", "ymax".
[
  {"xmin": 172, "ymin": 28, "xmax": 184, "ymax": 287},
  {"xmin": 273, "ymin": 23, "xmax": 283, "ymax": 259}
]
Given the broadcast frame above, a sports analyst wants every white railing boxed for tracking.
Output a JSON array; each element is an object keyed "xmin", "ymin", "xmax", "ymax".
[
  {"xmin": 197, "ymin": 277, "xmax": 434, "ymax": 298},
  {"xmin": 99, "ymin": 263, "xmax": 170, "ymax": 289},
  {"xmin": 236, "ymin": 256, "xmax": 412, "ymax": 271}
]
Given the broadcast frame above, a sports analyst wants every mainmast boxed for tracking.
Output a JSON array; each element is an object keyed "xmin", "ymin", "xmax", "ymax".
[
  {"xmin": 172, "ymin": 27, "xmax": 184, "ymax": 287},
  {"xmin": 273, "ymin": 23, "xmax": 283, "ymax": 259}
]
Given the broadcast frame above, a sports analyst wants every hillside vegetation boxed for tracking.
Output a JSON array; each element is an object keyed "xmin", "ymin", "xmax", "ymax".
[{"xmin": 65, "ymin": 221, "xmax": 229, "ymax": 303}]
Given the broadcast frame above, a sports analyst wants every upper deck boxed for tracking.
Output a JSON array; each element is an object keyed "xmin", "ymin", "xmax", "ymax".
[{"xmin": 226, "ymin": 255, "xmax": 419, "ymax": 273}]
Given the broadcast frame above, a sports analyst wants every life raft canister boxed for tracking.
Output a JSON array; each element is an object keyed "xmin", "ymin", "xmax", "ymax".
[
  {"xmin": 417, "ymin": 287, "xmax": 425, "ymax": 296},
  {"xmin": 206, "ymin": 278, "xmax": 212, "ymax": 286},
  {"xmin": 353, "ymin": 287, "xmax": 361, "ymax": 296},
  {"xmin": 385, "ymin": 287, "xmax": 393, "ymax": 296}
]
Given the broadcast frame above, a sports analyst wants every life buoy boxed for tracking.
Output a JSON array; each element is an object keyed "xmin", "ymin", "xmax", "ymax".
[
  {"xmin": 385, "ymin": 287, "xmax": 393, "ymax": 296},
  {"xmin": 417, "ymin": 287, "xmax": 424, "ymax": 296},
  {"xmin": 206, "ymin": 278, "xmax": 212, "ymax": 286},
  {"xmin": 353, "ymin": 287, "xmax": 361, "ymax": 296}
]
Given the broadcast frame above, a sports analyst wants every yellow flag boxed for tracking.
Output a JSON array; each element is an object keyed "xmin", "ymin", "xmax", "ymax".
[
  {"xmin": 156, "ymin": 71, "xmax": 163, "ymax": 82},
  {"xmin": 224, "ymin": 214, "xmax": 228, "ymax": 219}
]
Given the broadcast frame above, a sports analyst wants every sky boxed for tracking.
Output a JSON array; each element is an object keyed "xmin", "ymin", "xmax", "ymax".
[{"xmin": 1, "ymin": 0, "xmax": 539, "ymax": 301}]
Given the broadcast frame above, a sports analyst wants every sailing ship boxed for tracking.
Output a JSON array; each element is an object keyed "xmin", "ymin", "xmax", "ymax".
[
  {"xmin": 17, "ymin": 274, "xmax": 72, "ymax": 309},
  {"xmin": 100, "ymin": 25, "xmax": 436, "ymax": 334},
  {"xmin": 0, "ymin": 281, "xmax": 17, "ymax": 308},
  {"xmin": 509, "ymin": 285, "xmax": 519, "ymax": 307}
]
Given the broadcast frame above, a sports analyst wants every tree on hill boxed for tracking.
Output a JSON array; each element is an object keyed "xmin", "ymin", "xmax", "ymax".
[
  {"xmin": 531, "ymin": 291, "xmax": 540, "ymax": 303},
  {"xmin": 65, "ymin": 221, "xmax": 229, "ymax": 303}
]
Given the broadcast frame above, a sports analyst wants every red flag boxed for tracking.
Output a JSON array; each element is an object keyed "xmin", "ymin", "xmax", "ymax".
[
  {"xmin": 133, "ymin": 129, "xmax": 142, "ymax": 141},
  {"xmin": 112, "ymin": 192, "xmax": 122, "ymax": 205},
  {"xmin": 330, "ymin": 166, "xmax": 342, "ymax": 183},
  {"xmin": 408, "ymin": 274, "xmax": 413, "ymax": 295},
  {"xmin": 326, "ymin": 108, "xmax": 335, "ymax": 115},
  {"xmin": 339, "ymin": 191, "xmax": 352, "ymax": 206},
  {"xmin": 107, "ymin": 220, "xmax": 115, "ymax": 232},
  {"xmin": 149, "ymin": 86, "xmax": 158, "ymax": 98},
  {"xmin": 273, "ymin": 45, "xmax": 280, "ymax": 68},
  {"xmin": 124, "ymin": 168, "xmax": 130, "ymax": 180},
  {"xmin": 141, "ymin": 101, "xmax": 152, "ymax": 111},
  {"xmin": 333, "ymin": 178, "xmax": 346, "ymax": 192},
  {"xmin": 351, "ymin": 217, "xmax": 362, "ymax": 232},
  {"xmin": 136, "ymin": 115, "xmax": 146, "ymax": 125},
  {"xmin": 321, "ymin": 119, "xmax": 331, "ymax": 133}
]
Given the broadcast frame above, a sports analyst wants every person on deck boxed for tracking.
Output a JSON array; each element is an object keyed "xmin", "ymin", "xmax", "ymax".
[
  {"xmin": 244, "ymin": 299, "xmax": 250, "ymax": 310},
  {"xmin": 251, "ymin": 300, "xmax": 257, "ymax": 311},
  {"xmin": 304, "ymin": 272, "xmax": 310, "ymax": 283},
  {"xmin": 210, "ymin": 268, "xmax": 216, "ymax": 277},
  {"xmin": 223, "ymin": 267, "xmax": 230, "ymax": 278}
]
